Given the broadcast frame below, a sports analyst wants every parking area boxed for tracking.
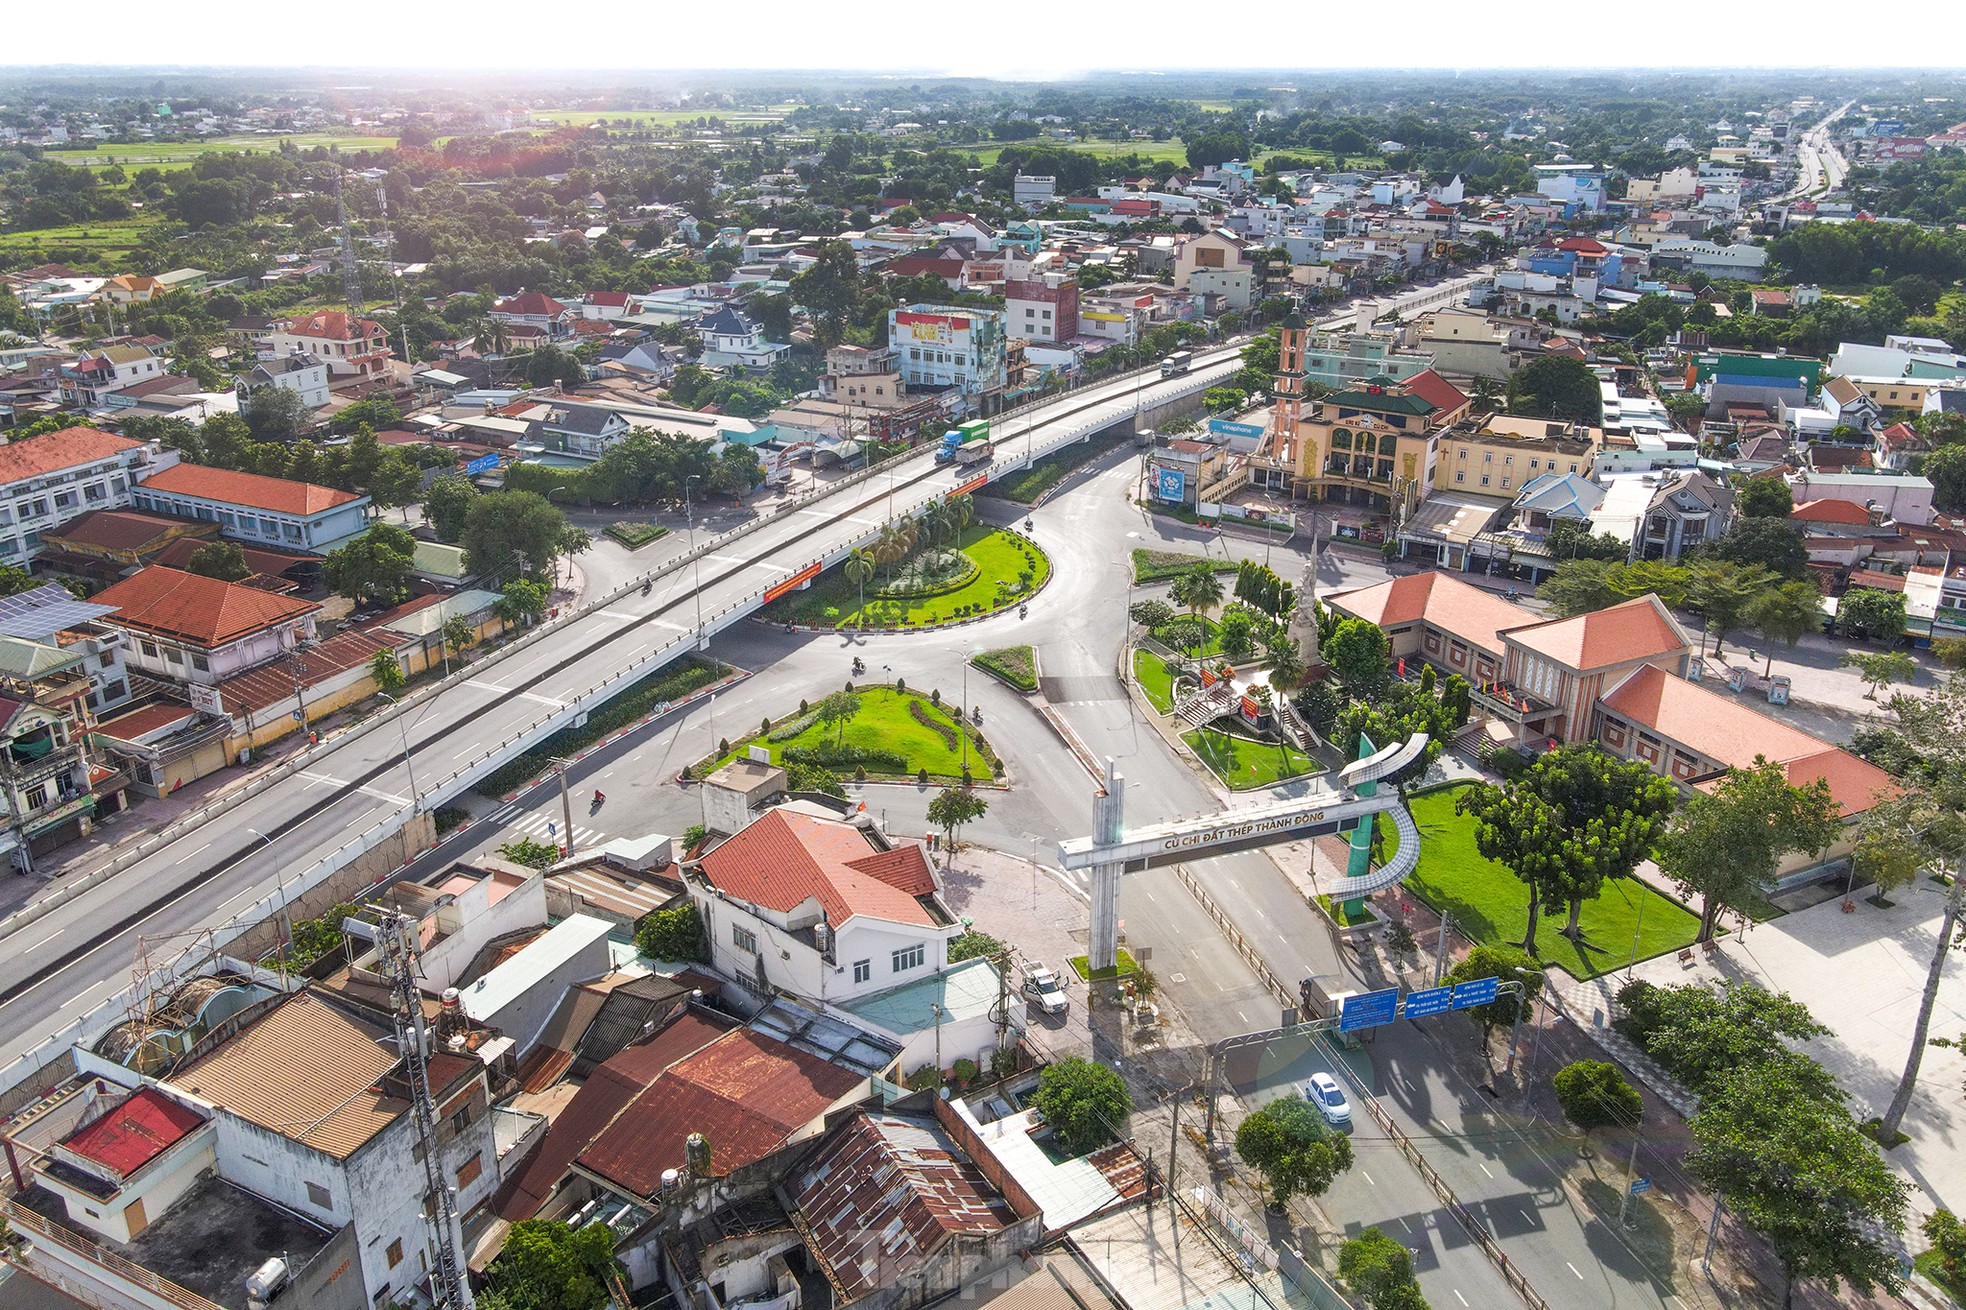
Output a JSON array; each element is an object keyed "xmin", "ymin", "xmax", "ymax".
[{"xmin": 935, "ymin": 842, "xmax": 1097, "ymax": 1059}]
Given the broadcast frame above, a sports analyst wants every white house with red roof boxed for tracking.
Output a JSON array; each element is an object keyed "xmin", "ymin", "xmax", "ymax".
[
  {"xmin": 688, "ymin": 808, "xmax": 962, "ymax": 1005},
  {"xmin": 268, "ymin": 310, "xmax": 392, "ymax": 380},
  {"xmin": 491, "ymin": 290, "xmax": 575, "ymax": 341},
  {"xmin": 0, "ymin": 425, "xmax": 177, "ymax": 567},
  {"xmin": 90, "ymin": 566, "xmax": 319, "ymax": 685},
  {"xmin": 133, "ymin": 463, "xmax": 371, "ymax": 554}
]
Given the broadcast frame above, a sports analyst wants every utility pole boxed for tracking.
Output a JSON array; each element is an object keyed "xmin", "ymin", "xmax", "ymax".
[
  {"xmin": 552, "ymin": 756, "xmax": 576, "ymax": 858},
  {"xmin": 1617, "ymin": 1128, "xmax": 1644, "ymax": 1229},
  {"xmin": 1434, "ymin": 910, "xmax": 1453, "ymax": 985}
]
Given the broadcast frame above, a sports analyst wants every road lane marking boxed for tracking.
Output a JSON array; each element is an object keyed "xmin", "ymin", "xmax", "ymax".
[
  {"xmin": 177, "ymin": 841, "xmax": 212, "ymax": 862},
  {"xmin": 27, "ymin": 929, "xmax": 62, "ymax": 950},
  {"xmin": 218, "ymin": 887, "xmax": 264, "ymax": 912},
  {"xmin": 1521, "ymin": 1209, "xmax": 1534, "ymax": 1226},
  {"xmin": 1566, "ymin": 1263, "xmax": 1583, "ymax": 1279},
  {"xmin": 1453, "ymin": 1293, "xmax": 1468, "ymax": 1307},
  {"xmin": 1361, "ymin": 1170, "xmax": 1375, "ymax": 1186},
  {"xmin": 706, "ymin": 553, "xmax": 748, "ymax": 565},
  {"xmin": 1478, "ymin": 1161, "xmax": 1493, "ymax": 1177},
  {"xmin": 593, "ymin": 609, "xmax": 635, "ymax": 621},
  {"xmin": 518, "ymin": 691, "xmax": 566, "ymax": 708},
  {"xmin": 467, "ymin": 679, "xmax": 509, "ymax": 693},
  {"xmin": 750, "ymin": 561, "xmax": 792, "ymax": 574},
  {"xmin": 298, "ymin": 770, "xmax": 343, "ymax": 787}
]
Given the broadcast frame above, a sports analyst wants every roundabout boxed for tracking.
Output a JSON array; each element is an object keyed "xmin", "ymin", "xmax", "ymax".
[{"xmin": 765, "ymin": 522, "xmax": 1052, "ymax": 632}]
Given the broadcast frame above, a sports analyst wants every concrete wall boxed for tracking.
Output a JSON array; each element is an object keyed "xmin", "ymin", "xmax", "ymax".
[{"xmin": 220, "ymin": 812, "xmax": 435, "ymax": 963}]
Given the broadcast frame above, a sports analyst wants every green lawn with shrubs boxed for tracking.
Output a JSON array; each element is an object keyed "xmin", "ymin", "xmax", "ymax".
[
  {"xmin": 767, "ymin": 526, "xmax": 1048, "ymax": 629},
  {"xmin": 693, "ymin": 687, "xmax": 997, "ymax": 784}
]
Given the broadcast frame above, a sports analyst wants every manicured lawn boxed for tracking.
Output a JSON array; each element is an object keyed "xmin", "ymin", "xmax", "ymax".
[
  {"xmin": 1182, "ymin": 727, "xmax": 1317, "ymax": 790},
  {"xmin": 769, "ymin": 526, "xmax": 1049, "ymax": 630},
  {"xmin": 1131, "ymin": 547, "xmax": 1238, "ymax": 584},
  {"xmin": 1320, "ymin": 895, "xmax": 1380, "ymax": 927},
  {"xmin": 1133, "ymin": 649, "xmax": 1177, "ymax": 713},
  {"xmin": 604, "ymin": 521, "xmax": 669, "ymax": 549},
  {"xmin": 969, "ymin": 139, "xmax": 1194, "ymax": 168},
  {"xmin": 699, "ymin": 687, "xmax": 996, "ymax": 784},
  {"xmin": 1401, "ymin": 785, "xmax": 1701, "ymax": 981},
  {"xmin": 972, "ymin": 645, "xmax": 1037, "ymax": 692},
  {"xmin": 1069, "ymin": 948, "xmax": 1140, "ymax": 981},
  {"xmin": 1914, "ymin": 1250, "xmax": 1966, "ymax": 1305}
]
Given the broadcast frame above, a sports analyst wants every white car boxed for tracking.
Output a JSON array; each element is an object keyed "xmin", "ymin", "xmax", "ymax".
[
  {"xmin": 1306, "ymin": 1072, "xmax": 1352, "ymax": 1128},
  {"xmin": 1022, "ymin": 966, "xmax": 1068, "ymax": 1016}
]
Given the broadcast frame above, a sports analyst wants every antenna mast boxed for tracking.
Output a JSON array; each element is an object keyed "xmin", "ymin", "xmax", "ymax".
[{"xmin": 374, "ymin": 913, "xmax": 474, "ymax": 1310}]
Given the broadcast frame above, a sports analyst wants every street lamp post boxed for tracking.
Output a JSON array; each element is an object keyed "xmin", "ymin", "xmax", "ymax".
[
  {"xmin": 377, "ymin": 692, "xmax": 421, "ymax": 814},
  {"xmin": 246, "ymin": 827, "xmax": 289, "ymax": 990},
  {"xmin": 685, "ymin": 474, "xmax": 706, "ymax": 646}
]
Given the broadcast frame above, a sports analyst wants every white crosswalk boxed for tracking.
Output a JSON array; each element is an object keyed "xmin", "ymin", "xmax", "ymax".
[{"xmin": 499, "ymin": 809, "xmax": 605, "ymax": 849}]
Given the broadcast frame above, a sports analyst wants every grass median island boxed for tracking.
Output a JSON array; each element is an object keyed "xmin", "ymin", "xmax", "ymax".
[
  {"xmin": 694, "ymin": 686, "xmax": 998, "ymax": 784},
  {"xmin": 1181, "ymin": 726, "xmax": 1317, "ymax": 790},
  {"xmin": 972, "ymin": 645, "xmax": 1038, "ymax": 692},
  {"xmin": 1131, "ymin": 548, "xmax": 1238, "ymax": 584},
  {"xmin": 1402, "ymin": 784, "xmax": 1701, "ymax": 981},
  {"xmin": 986, "ymin": 433, "xmax": 1128, "ymax": 504},
  {"xmin": 767, "ymin": 525, "xmax": 1049, "ymax": 630},
  {"xmin": 604, "ymin": 521, "xmax": 670, "ymax": 549},
  {"xmin": 475, "ymin": 655, "xmax": 726, "ymax": 796},
  {"xmin": 1133, "ymin": 648, "xmax": 1177, "ymax": 712}
]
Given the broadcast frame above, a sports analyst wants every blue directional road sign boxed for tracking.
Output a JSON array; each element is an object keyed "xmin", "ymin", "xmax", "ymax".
[
  {"xmin": 465, "ymin": 452, "xmax": 499, "ymax": 476},
  {"xmin": 1629, "ymin": 1177, "xmax": 1652, "ymax": 1196},
  {"xmin": 1450, "ymin": 976, "xmax": 1500, "ymax": 1010},
  {"xmin": 1402, "ymin": 985, "xmax": 1452, "ymax": 1019},
  {"xmin": 1340, "ymin": 987, "xmax": 1400, "ymax": 1032}
]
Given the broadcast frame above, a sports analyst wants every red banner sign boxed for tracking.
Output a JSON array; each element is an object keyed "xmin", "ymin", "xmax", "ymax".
[
  {"xmin": 764, "ymin": 561, "xmax": 822, "ymax": 603},
  {"xmin": 954, "ymin": 474, "xmax": 989, "ymax": 496}
]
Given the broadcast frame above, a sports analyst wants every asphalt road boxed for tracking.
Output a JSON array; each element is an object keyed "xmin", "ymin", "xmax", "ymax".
[
  {"xmin": 0, "ymin": 347, "xmax": 1245, "ymax": 1075},
  {"xmin": 416, "ymin": 450, "xmax": 1674, "ymax": 1307}
]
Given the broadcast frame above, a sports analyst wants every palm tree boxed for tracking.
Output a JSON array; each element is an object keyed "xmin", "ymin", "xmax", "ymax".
[
  {"xmin": 917, "ymin": 500, "xmax": 949, "ymax": 551},
  {"xmin": 943, "ymin": 493, "xmax": 975, "ymax": 545},
  {"xmin": 1265, "ymin": 633, "xmax": 1307, "ymax": 691},
  {"xmin": 1469, "ymin": 377, "xmax": 1502, "ymax": 414},
  {"xmin": 843, "ymin": 548, "xmax": 877, "ymax": 614},
  {"xmin": 874, "ymin": 518, "xmax": 918, "ymax": 584},
  {"xmin": 470, "ymin": 316, "xmax": 511, "ymax": 357},
  {"xmin": 1169, "ymin": 563, "xmax": 1224, "ymax": 656}
]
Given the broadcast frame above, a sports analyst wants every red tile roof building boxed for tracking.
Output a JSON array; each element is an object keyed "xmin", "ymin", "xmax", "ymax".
[
  {"xmin": 91, "ymin": 565, "xmax": 317, "ymax": 653},
  {"xmin": 57, "ymin": 1087, "xmax": 207, "ymax": 1180},
  {"xmin": 132, "ymin": 464, "xmax": 370, "ymax": 555},
  {"xmin": 0, "ymin": 427, "xmax": 169, "ymax": 567},
  {"xmin": 269, "ymin": 311, "xmax": 391, "ymax": 378}
]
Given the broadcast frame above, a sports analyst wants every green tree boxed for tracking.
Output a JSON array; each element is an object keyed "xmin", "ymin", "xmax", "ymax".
[
  {"xmin": 1127, "ymin": 598, "xmax": 1174, "ymax": 630},
  {"xmin": 495, "ymin": 578, "xmax": 550, "ymax": 628},
  {"xmin": 1323, "ymin": 617, "xmax": 1392, "ymax": 700},
  {"xmin": 1703, "ymin": 517, "xmax": 1809, "ymax": 579},
  {"xmin": 366, "ymin": 451, "xmax": 424, "ymax": 520},
  {"xmin": 1656, "ymin": 758, "xmax": 1841, "ymax": 944},
  {"xmin": 1455, "ymin": 745, "xmax": 1676, "ymax": 947},
  {"xmin": 1168, "ymin": 561, "xmax": 1225, "ymax": 648},
  {"xmin": 947, "ymin": 928, "xmax": 1007, "ymax": 963},
  {"xmin": 1508, "ymin": 354, "xmax": 1602, "ymax": 422},
  {"xmin": 1234, "ymin": 1093, "xmax": 1355, "ymax": 1207},
  {"xmin": 843, "ymin": 547, "xmax": 877, "ymax": 612},
  {"xmin": 243, "ymin": 384, "xmax": 311, "ymax": 441},
  {"xmin": 1686, "ymin": 560, "xmax": 1774, "ymax": 657},
  {"xmin": 1736, "ymin": 476, "xmax": 1795, "ymax": 519},
  {"xmin": 460, "ymin": 490, "xmax": 568, "ymax": 581},
  {"xmin": 1338, "ymin": 1227, "xmax": 1431, "ymax": 1310},
  {"xmin": 1688, "ymin": 1062, "xmax": 1908, "ymax": 1309},
  {"xmin": 324, "ymin": 523, "xmax": 418, "ymax": 604},
  {"xmin": 1746, "ymin": 581, "xmax": 1825, "ymax": 678},
  {"xmin": 1551, "ymin": 1060, "xmax": 1642, "ymax": 1155},
  {"xmin": 1031, "ymin": 1056, "xmax": 1132, "ymax": 1156},
  {"xmin": 814, "ymin": 688, "xmax": 862, "ymax": 747},
  {"xmin": 1836, "ymin": 588, "xmax": 1908, "ymax": 642},
  {"xmin": 1443, "ymin": 943, "xmax": 1541, "ymax": 1053},
  {"xmin": 1544, "ymin": 517, "xmax": 1630, "ymax": 562},
  {"xmin": 927, "ymin": 785, "xmax": 988, "ymax": 851},
  {"xmin": 368, "ymin": 649, "xmax": 406, "ymax": 693},
  {"xmin": 1922, "ymin": 443, "xmax": 1966, "ymax": 513},
  {"xmin": 635, "ymin": 904, "xmax": 706, "ymax": 962},
  {"xmin": 481, "ymin": 1220, "xmax": 623, "ymax": 1310},
  {"xmin": 1840, "ymin": 649, "xmax": 1916, "ymax": 704},
  {"xmin": 1624, "ymin": 980, "xmax": 1837, "ymax": 1102},
  {"xmin": 1264, "ymin": 632, "xmax": 1307, "ymax": 691},
  {"xmin": 424, "ymin": 473, "xmax": 480, "ymax": 542},
  {"xmin": 184, "ymin": 540, "xmax": 251, "ymax": 582},
  {"xmin": 442, "ymin": 613, "xmax": 476, "ymax": 666},
  {"xmin": 1217, "ymin": 608, "xmax": 1256, "ymax": 660}
]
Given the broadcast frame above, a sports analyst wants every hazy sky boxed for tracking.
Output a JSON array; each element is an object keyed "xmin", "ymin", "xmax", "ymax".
[{"xmin": 11, "ymin": 1, "xmax": 1966, "ymax": 73}]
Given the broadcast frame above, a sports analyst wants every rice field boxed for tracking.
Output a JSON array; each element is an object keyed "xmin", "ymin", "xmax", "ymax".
[
  {"xmin": 0, "ymin": 216, "xmax": 161, "ymax": 260},
  {"xmin": 41, "ymin": 133, "xmax": 398, "ymax": 170}
]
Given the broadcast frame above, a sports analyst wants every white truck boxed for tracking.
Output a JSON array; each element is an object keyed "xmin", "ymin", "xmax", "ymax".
[{"xmin": 1021, "ymin": 964, "xmax": 1069, "ymax": 1015}]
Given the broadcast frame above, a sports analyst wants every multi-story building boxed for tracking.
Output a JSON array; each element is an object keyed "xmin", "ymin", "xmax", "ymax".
[
  {"xmin": 490, "ymin": 290, "xmax": 574, "ymax": 341},
  {"xmin": 1271, "ymin": 369, "xmax": 1471, "ymax": 517},
  {"xmin": 1003, "ymin": 272, "xmax": 1079, "ymax": 345},
  {"xmin": 1301, "ymin": 332, "xmax": 1436, "ymax": 392},
  {"xmin": 821, "ymin": 344, "xmax": 909, "ymax": 408},
  {"xmin": 269, "ymin": 310, "xmax": 392, "ymax": 380},
  {"xmin": 132, "ymin": 463, "xmax": 371, "ymax": 554},
  {"xmin": 55, "ymin": 345, "xmax": 166, "ymax": 408},
  {"xmin": 1011, "ymin": 174, "xmax": 1056, "ymax": 209},
  {"xmin": 1433, "ymin": 414, "xmax": 1599, "ymax": 498},
  {"xmin": 888, "ymin": 305, "xmax": 1007, "ymax": 402},
  {"xmin": 0, "ymin": 630, "xmax": 110, "ymax": 870},
  {"xmin": 695, "ymin": 304, "xmax": 789, "ymax": 371},
  {"xmin": 237, "ymin": 350, "xmax": 330, "ymax": 409},
  {"xmin": 0, "ymin": 425, "xmax": 177, "ymax": 567}
]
